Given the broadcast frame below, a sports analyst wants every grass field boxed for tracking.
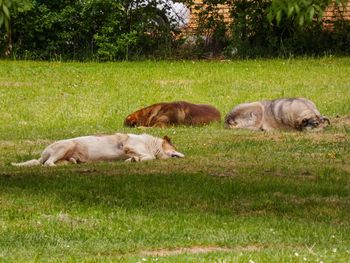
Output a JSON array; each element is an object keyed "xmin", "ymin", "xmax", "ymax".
[{"xmin": 0, "ymin": 58, "xmax": 349, "ymax": 262}]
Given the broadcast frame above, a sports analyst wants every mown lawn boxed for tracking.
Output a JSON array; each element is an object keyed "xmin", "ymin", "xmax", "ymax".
[{"xmin": 0, "ymin": 58, "xmax": 349, "ymax": 262}]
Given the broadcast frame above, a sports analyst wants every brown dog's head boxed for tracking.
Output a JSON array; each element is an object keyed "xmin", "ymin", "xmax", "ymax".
[
  {"xmin": 160, "ymin": 136, "xmax": 185, "ymax": 159},
  {"xmin": 124, "ymin": 106, "xmax": 153, "ymax": 127},
  {"xmin": 124, "ymin": 113, "xmax": 139, "ymax": 127}
]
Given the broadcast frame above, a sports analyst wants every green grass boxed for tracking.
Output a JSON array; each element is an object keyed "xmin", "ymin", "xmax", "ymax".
[{"xmin": 0, "ymin": 58, "xmax": 349, "ymax": 262}]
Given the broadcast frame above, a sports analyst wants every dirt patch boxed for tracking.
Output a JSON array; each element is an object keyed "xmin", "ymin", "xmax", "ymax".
[
  {"xmin": 304, "ymin": 133, "xmax": 349, "ymax": 143},
  {"xmin": 22, "ymin": 139, "xmax": 52, "ymax": 145},
  {"xmin": 0, "ymin": 81, "xmax": 33, "ymax": 88},
  {"xmin": 0, "ymin": 141, "xmax": 16, "ymax": 147},
  {"xmin": 246, "ymin": 131, "xmax": 348, "ymax": 143},
  {"xmin": 0, "ymin": 139, "xmax": 52, "ymax": 147},
  {"xmin": 155, "ymin": 80, "xmax": 196, "ymax": 87},
  {"xmin": 140, "ymin": 245, "xmax": 261, "ymax": 256},
  {"xmin": 332, "ymin": 115, "xmax": 350, "ymax": 126}
]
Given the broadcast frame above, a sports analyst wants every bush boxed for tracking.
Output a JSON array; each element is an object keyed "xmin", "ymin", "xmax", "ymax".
[
  {"xmin": 186, "ymin": 0, "xmax": 350, "ymax": 58},
  {"xmin": 227, "ymin": 0, "xmax": 350, "ymax": 57},
  {"xmin": 2, "ymin": 0, "xmax": 349, "ymax": 60},
  {"xmin": 1, "ymin": 0, "xmax": 180, "ymax": 60}
]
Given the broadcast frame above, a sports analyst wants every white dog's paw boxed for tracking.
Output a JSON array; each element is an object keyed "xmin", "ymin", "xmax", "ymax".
[
  {"xmin": 125, "ymin": 156, "xmax": 140, "ymax": 162},
  {"xmin": 133, "ymin": 156, "xmax": 141, "ymax": 162},
  {"xmin": 43, "ymin": 161, "xmax": 56, "ymax": 167}
]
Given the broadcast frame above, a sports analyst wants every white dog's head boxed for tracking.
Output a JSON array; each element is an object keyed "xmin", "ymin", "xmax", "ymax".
[{"xmin": 160, "ymin": 136, "xmax": 185, "ymax": 159}]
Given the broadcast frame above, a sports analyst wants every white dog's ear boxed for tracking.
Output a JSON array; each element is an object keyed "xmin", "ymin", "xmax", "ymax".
[{"xmin": 163, "ymin": 135, "xmax": 172, "ymax": 143}]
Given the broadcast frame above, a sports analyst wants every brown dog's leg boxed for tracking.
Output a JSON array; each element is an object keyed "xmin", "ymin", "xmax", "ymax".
[{"xmin": 152, "ymin": 116, "xmax": 170, "ymax": 128}]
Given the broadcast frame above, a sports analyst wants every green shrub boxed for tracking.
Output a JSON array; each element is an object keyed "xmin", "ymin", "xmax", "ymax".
[
  {"xmin": 226, "ymin": 0, "xmax": 350, "ymax": 57},
  {"xmin": 1, "ymin": 0, "xmax": 180, "ymax": 60},
  {"xmin": 188, "ymin": 0, "xmax": 350, "ymax": 58},
  {"xmin": 2, "ymin": 0, "xmax": 349, "ymax": 60}
]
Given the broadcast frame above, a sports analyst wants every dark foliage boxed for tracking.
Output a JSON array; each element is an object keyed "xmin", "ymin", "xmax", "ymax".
[
  {"xmin": 0, "ymin": 0, "xmax": 180, "ymax": 60},
  {"xmin": 1, "ymin": 0, "xmax": 349, "ymax": 60},
  {"xmin": 187, "ymin": 0, "xmax": 350, "ymax": 58},
  {"xmin": 226, "ymin": 0, "xmax": 350, "ymax": 57}
]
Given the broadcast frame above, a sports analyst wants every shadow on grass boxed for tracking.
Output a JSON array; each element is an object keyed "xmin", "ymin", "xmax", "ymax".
[{"xmin": 0, "ymin": 164, "xmax": 349, "ymax": 222}]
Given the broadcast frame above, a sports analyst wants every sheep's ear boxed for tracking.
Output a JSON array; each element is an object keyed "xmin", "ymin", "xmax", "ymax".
[{"xmin": 163, "ymin": 136, "xmax": 171, "ymax": 143}]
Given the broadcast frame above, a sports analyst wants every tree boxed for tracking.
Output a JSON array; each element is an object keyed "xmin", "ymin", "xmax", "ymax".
[
  {"xmin": 0, "ymin": 0, "xmax": 31, "ymax": 56},
  {"xmin": 268, "ymin": 0, "xmax": 349, "ymax": 26},
  {"xmin": 0, "ymin": 0, "xmax": 10, "ymax": 32}
]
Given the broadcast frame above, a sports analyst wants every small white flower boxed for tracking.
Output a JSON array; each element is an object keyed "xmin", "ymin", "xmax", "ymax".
[
  {"xmin": 248, "ymin": 260, "xmax": 255, "ymax": 263},
  {"xmin": 319, "ymin": 261, "xmax": 324, "ymax": 263},
  {"xmin": 331, "ymin": 234, "xmax": 335, "ymax": 238},
  {"xmin": 303, "ymin": 257, "xmax": 307, "ymax": 261},
  {"xmin": 294, "ymin": 252, "xmax": 299, "ymax": 257},
  {"xmin": 142, "ymin": 258, "xmax": 147, "ymax": 262},
  {"xmin": 332, "ymin": 248, "xmax": 337, "ymax": 253}
]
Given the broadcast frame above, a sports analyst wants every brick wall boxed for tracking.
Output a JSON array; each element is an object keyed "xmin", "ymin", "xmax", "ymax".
[
  {"xmin": 183, "ymin": 0, "xmax": 231, "ymax": 34},
  {"xmin": 324, "ymin": 1, "xmax": 350, "ymax": 27},
  {"xmin": 183, "ymin": 1, "xmax": 350, "ymax": 33}
]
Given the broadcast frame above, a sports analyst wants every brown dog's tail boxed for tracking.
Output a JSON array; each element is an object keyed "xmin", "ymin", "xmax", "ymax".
[{"xmin": 11, "ymin": 159, "xmax": 42, "ymax": 167}]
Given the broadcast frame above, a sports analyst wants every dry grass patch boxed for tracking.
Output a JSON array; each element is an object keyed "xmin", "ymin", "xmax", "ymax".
[
  {"xmin": 332, "ymin": 115, "xmax": 350, "ymax": 126},
  {"xmin": 0, "ymin": 81, "xmax": 33, "ymax": 88},
  {"xmin": 140, "ymin": 245, "xmax": 261, "ymax": 256},
  {"xmin": 155, "ymin": 79, "xmax": 197, "ymax": 87}
]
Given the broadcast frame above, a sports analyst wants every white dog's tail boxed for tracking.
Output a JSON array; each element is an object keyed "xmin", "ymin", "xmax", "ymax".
[{"xmin": 11, "ymin": 159, "xmax": 42, "ymax": 167}]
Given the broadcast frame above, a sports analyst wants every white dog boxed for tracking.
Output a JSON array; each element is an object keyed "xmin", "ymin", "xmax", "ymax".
[{"xmin": 11, "ymin": 133, "xmax": 184, "ymax": 167}]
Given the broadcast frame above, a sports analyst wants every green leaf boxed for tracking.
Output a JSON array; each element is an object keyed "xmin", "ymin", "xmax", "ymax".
[
  {"xmin": 276, "ymin": 10, "xmax": 282, "ymax": 25},
  {"xmin": 318, "ymin": 9, "xmax": 324, "ymax": 19},
  {"xmin": 308, "ymin": 6, "xmax": 315, "ymax": 22},
  {"xmin": 287, "ymin": 4, "xmax": 295, "ymax": 18},
  {"xmin": 4, "ymin": 15, "xmax": 9, "ymax": 30},
  {"xmin": 294, "ymin": 3, "xmax": 300, "ymax": 14},
  {"xmin": 2, "ymin": 4, "xmax": 10, "ymax": 19},
  {"xmin": 267, "ymin": 11, "xmax": 273, "ymax": 23},
  {"xmin": 298, "ymin": 14, "xmax": 305, "ymax": 26},
  {"xmin": 0, "ymin": 15, "xmax": 3, "ymax": 26}
]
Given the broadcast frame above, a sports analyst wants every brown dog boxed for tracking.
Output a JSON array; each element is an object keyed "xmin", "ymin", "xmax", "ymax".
[{"xmin": 125, "ymin": 101, "xmax": 221, "ymax": 127}]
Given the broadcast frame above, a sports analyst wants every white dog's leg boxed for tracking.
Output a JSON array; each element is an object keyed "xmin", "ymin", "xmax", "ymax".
[
  {"xmin": 43, "ymin": 160, "xmax": 56, "ymax": 167},
  {"xmin": 69, "ymin": 158, "xmax": 77, "ymax": 164},
  {"xmin": 139, "ymin": 155, "xmax": 155, "ymax": 161},
  {"xmin": 42, "ymin": 145, "xmax": 69, "ymax": 166},
  {"xmin": 125, "ymin": 155, "xmax": 153, "ymax": 162}
]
